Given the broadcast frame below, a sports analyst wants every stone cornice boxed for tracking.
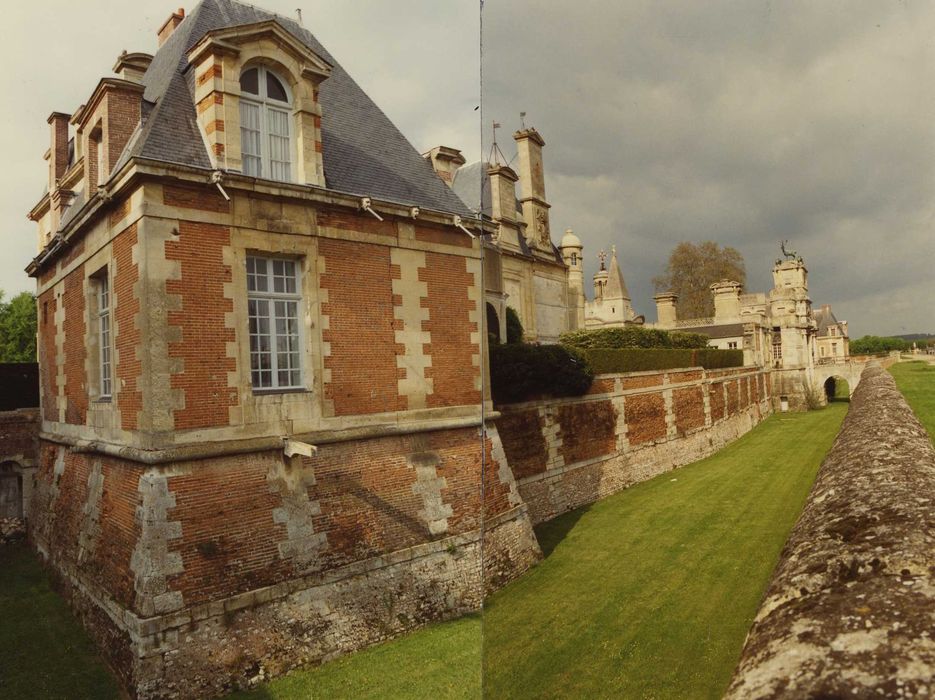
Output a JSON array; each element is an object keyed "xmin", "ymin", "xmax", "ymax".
[
  {"xmin": 187, "ymin": 20, "xmax": 332, "ymax": 81},
  {"xmin": 27, "ymin": 157, "xmax": 494, "ymax": 277}
]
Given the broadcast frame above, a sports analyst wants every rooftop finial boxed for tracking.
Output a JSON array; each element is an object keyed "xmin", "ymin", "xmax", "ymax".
[
  {"xmin": 598, "ymin": 249, "xmax": 606, "ymax": 271},
  {"xmin": 487, "ymin": 120, "xmax": 508, "ymax": 166},
  {"xmin": 520, "ymin": 111, "xmax": 526, "ymax": 129},
  {"xmin": 296, "ymin": 8, "xmax": 303, "ymax": 25}
]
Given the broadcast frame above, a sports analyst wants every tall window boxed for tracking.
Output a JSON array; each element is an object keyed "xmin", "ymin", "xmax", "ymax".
[
  {"xmin": 247, "ymin": 256, "xmax": 302, "ymax": 390},
  {"xmin": 94, "ymin": 272, "xmax": 112, "ymax": 398},
  {"xmin": 239, "ymin": 67, "xmax": 292, "ymax": 182}
]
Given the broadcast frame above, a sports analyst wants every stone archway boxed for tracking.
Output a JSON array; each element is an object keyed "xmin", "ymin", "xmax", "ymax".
[
  {"xmin": 0, "ymin": 461, "xmax": 23, "ymax": 519},
  {"xmin": 486, "ymin": 302, "xmax": 502, "ymax": 345},
  {"xmin": 823, "ymin": 376, "xmax": 850, "ymax": 403}
]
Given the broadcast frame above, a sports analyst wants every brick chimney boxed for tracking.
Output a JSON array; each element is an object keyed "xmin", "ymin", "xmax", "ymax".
[
  {"xmin": 423, "ymin": 145, "xmax": 465, "ymax": 185},
  {"xmin": 158, "ymin": 8, "xmax": 185, "ymax": 47},
  {"xmin": 47, "ymin": 112, "xmax": 71, "ymax": 190}
]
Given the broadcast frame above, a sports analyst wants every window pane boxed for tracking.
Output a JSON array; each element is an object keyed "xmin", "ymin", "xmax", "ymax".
[
  {"xmin": 240, "ymin": 101, "xmax": 262, "ymax": 177},
  {"xmin": 248, "ymin": 256, "xmax": 301, "ymax": 390},
  {"xmin": 266, "ymin": 72, "xmax": 288, "ymax": 102},
  {"xmin": 240, "ymin": 68, "xmax": 259, "ymax": 95}
]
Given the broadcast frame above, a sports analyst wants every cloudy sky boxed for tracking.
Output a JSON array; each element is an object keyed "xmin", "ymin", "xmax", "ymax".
[
  {"xmin": 4, "ymin": 1, "xmax": 932, "ymax": 337},
  {"xmin": 482, "ymin": 1, "xmax": 935, "ymax": 337}
]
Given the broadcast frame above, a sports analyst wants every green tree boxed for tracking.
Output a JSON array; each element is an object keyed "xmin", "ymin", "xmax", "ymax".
[
  {"xmin": 505, "ymin": 306, "xmax": 524, "ymax": 344},
  {"xmin": 652, "ymin": 241, "xmax": 746, "ymax": 320},
  {"xmin": 0, "ymin": 291, "xmax": 38, "ymax": 362},
  {"xmin": 850, "ymin": 335, "xmax": 909, "ymax": 355}
]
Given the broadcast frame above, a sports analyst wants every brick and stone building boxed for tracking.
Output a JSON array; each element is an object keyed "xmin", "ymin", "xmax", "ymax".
[
  {"xmin": 583, "ymin": 245, "xmax": 643, "ymax": 329},
  {"xmin": 25, "ymin": 2, "xmax": 539, "ymax": 697},
  {"xmin": 654, "ymin": 250, "xmax": 855, "ymax": 409},
  {"xmin": 426, "ymin": 129, "xmax": 583, "ymax": 343}
]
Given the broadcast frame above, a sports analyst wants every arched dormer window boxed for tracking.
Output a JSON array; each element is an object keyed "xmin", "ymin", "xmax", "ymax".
[{"xmin": 239, "ymin": 66, "xmax": 293, "ymax": 182}]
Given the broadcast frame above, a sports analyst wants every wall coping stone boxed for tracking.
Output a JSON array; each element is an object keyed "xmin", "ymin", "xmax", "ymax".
[{"xmin": 726, "ymin": 363, "xmax": 935, "ymax": 698}]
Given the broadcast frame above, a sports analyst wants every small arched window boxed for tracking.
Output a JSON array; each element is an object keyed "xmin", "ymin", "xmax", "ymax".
[
  {"xmin": 239, "ymin": 67, "xmax": 293, "ymax": 182},
  {"xmin": 570, "ymin": 252, "xmax": 578, "ymax": 265}
]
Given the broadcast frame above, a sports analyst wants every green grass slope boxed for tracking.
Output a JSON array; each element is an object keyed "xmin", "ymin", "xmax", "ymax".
[
  {"xmin": 483, "ymin": 404, "xmax": 848, "ymax": 700},
  {"xmin": 889, "ymin": 361, "xmax": 935, "ymax": 442}
]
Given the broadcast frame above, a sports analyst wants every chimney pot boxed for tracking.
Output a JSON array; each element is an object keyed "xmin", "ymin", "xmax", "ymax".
[{"xmin": 158, "ymin": 7, "xmax": 186, "ymax": 47}]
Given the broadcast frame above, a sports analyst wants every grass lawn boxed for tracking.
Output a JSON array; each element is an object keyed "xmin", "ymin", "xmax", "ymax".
[
  {"xmin": 483, "ymin": 403, "xmax": 848, "ymax": 699},
  {"xmin": 0, "ymin": 544, "xmax": 120, "ymax": 699},
  {"xmin": 229, "ymin": 615, "xmax": 481, "ymax": 699},
  {"xmin": 889, "ymin": 361, "xmax": 935, "ymax": 442}
]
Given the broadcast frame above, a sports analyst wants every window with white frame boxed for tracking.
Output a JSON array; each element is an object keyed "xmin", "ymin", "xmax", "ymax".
[
  {"xmin": 247, "ymin": 256, "xmax": 302, "ymax": 390},
  {"xmin": 93, "ymin": 271, "xmax": 112, "ymax": 398},
  {"xmin": 239, "ymin": 67, "xmax": 293, "ymax": 182}
]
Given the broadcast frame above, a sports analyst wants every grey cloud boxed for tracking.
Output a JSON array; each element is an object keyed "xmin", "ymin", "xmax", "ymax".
[{"xmin": 482, "ymin": 0, "xmax": 935, "ymax": 335}]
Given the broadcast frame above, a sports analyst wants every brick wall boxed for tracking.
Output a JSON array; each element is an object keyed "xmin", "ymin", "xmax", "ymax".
[
  {"xmin": 62, "ymin": 265, "xmax": 87, "ymax": 425},
  {"xmin": 673, "ymin": 386, "xmax": 705, "ymax": 436},
  {"xmin": 0, "ymin": 409, "xmax": 39, "ymax": 463},
  {"xmin": 320, "ymin": 238, "xmax": 402, "ymax": 416},
  {"xmin": 105, "ymin": 88, "xmax": 141, "ymax": 174},
  {"xmin": 496, "ymin": 410, "xmax": 547, "ymax": 479},
  {"xmin": 165, "ymin": 221, "xmax": 238, "ymax": 429},
  {"xmin": 497, "ymin": 367, "xmax": 772, "ymax": 524},
  {"xmin": 38, "ymin": 290, "xmax": 58, "ymax": 422},
  {"xmin": 421, "ymin": 252, "xmax": 481, "ymax": 408},
  {"xmin": 557, "ymin": 400, "xmax": 616, "ymax": 463},
  {"xmin": 28, "ymin": 423, "xmax": 539, "ymax": 699},
  {"xmin": 114, "ymin": 225, "xmax": 142, "ymax": 430}
]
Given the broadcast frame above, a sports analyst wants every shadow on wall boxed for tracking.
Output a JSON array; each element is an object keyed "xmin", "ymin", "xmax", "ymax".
[{"xmin": 533, "ymin": 504, "xmax": 591, "ymax": 559}]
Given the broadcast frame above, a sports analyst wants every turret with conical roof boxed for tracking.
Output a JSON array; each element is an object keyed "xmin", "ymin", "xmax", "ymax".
[{"xmin": 584, "ymin": 244, "xmax": 640, "ymax": 328}]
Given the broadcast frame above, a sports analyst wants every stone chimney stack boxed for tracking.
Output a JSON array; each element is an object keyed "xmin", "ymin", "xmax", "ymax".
[
  {"xmin": 158, "ymin": 8, "xmax": 185, "ymax": 47},
  {"xmin": 711, "ymin": 280, "xmax": 743, "ymax": 321},
  {"xmin": 654, "ymin": 292, "xmax": 678, "ymax": 328},
  {"xmin": 488, "ymin": 164, "xmax": 518, "ymax": 223},
  {"xmin": 513, "ymin": 128, "xmax": 551, "ymax": 251},
  {"xmin": 422, "ymin": 146, "xmax": 466, "ymax": 186}
]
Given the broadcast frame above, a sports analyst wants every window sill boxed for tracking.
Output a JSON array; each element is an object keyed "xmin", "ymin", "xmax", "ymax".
[
  {"xmin": 251, "ymin": 388, "xmax": 310, "ymax": 396},
  {"xmin": 93, "ymin": 396, "xmax": 112, "ymax": 404}
]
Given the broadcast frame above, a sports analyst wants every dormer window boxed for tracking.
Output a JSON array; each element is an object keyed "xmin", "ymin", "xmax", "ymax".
[{"xmin": 239, "ymin": 67, "xmax": 292, "ymax": 182}]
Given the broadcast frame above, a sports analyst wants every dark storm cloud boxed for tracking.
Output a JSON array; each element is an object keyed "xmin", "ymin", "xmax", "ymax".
[{"xmin": 481, "ymin": 0, "xmax": 935, "ymax": 336}]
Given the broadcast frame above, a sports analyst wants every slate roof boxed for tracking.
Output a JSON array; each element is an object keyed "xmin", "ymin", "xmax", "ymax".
[
  {"xmin": 115, "ymin": 0, "xmax": 471, "ymax": 217},
  {"xmin": 814, "ymin": 305, "xmax": 840, "ymax": 336},
  {"xmin": 605, "ymin": 248, "xmax": 631, "ymax": 300}
]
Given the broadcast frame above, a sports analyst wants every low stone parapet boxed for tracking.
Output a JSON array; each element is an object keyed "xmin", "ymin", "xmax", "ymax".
[{"xmin": 726, "ymin": 364, "xmax": 935, "ymax": 698}]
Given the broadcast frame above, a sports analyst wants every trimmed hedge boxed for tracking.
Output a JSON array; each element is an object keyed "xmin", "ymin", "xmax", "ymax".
[
  {"xmin": 490, "ymin": 343, "xmax": 593, "ymax": 404},
  {"xmin": 582, "ymin": 347, "xmax": 743, "ymax": 374},
  {"xmin": 560, "ymin": 326, "xmax": 709, "ymax": 350},
  {"xmin": 506, "ymin": 306, "xmax": 524, "ymax": 344}
]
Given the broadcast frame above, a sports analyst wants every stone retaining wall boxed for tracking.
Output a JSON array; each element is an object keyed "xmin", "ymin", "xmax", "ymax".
[
  {"xmin": 726, "ymin": 364, "xmax": 934, "ymax": 698},
  {"xmin": 496, "ymin": 366, "xmax": 773, "ymax": 524},
  {"xmin": 29, "ymin": 422, "xmax": 539, "ymax": 699}
]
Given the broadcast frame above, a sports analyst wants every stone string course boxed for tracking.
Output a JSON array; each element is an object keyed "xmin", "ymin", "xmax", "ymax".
[
  {"xmin": 496, "ymin": 366, "xmax": 773, "ymax": 524},
  {"xmin": 726, "ymin": 364, "xmax": 934, "ymax": 699}
]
